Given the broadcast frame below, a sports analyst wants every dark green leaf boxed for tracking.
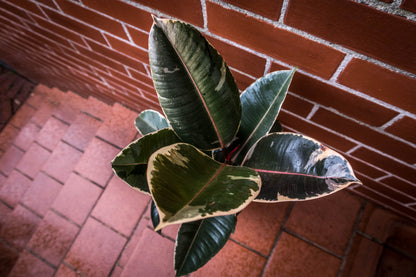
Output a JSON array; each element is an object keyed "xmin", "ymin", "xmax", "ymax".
[
  {"xmin": 149, "ymin": 17, "xmax": 241, "ymax": 150},
  {"xmin": 111, "ymin": 128, "xmax": 181, "ymax": 194},
  {"xmin": 150, "ymin": 200, "xmax": 161, "ymax": 235},
  {"xmin": 148, "ymin": 143, "xmax": 260, "ymax": 230},
  {"xmin": 232, "ymin": 70, "xmax": 295, "ymax": 164},
  {"xmin": 175, "ymin": 215, "xmax": 236, "ymax": 276},
  {"xmin": 242, "ymin": 132, "xmax": 361, "ymax": 202},
  {"xmin": 135, "ymin": 109, "xmax": 169, "ymax": 135}
]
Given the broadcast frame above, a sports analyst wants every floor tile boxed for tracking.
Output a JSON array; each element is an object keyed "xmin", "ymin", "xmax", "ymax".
[
  {"xmin": 13, "ymin": 122, "xmax": 41, "ymax": 151},
  {"xmin": 191, "ymin": 239, "xmax": 267, "ymax": 277},
  {"xmin": 375, "ymin": 247, "xmax": 416, "ymax": 276},
  {"xmin": 341, "ymin": 233, "xmax": 383, "ymax": 277},
  {"xmin": 51, "ymin": 173, "xmax": 102, "ymax": 225},
  {"xmin": 385, "ymin": 222, "xmax": 416, "ymax": 258},
  {"xmin": 8, "ymin": 250, "xmax": 55, "ymax": 277},
  {"xmin": 0, "ymin": 201, "xmax": 13, "ymax": 229},
  {"xmin": 0, "ymin": 205, "xmax": 41, "ymax": 250},
  {"xmin": 36, "ymin": 117, "xmax": 69, "ymax": 151},
  {"xmin": 74, "ymin": 138, "xmax": 120, "ymax": 187},
  {"xmin": 92, "ymin": 176, "xmax": 150, "ymax": 236},
  {"xmin": 0, "ymin": 240, "xmax": 19, "ymax": 276},
  {"xmin": 121, "ymin": 228, "xmax": 175, "ymax": 277},
  {"xmin": 65, "ymin": 218, "xmax": 126, "ymax": 277},
  {"xmin": 20, "ymin": 172, "xmax": 62, "ymax": 216},
  {"xmin": 42, "ymin": 141, "xmax": 82, "ymax": 183},
  {"xmin": 26, "ymin": 91, "xmax": 46, "ymax": 109},
  {"xmin": 9, "ymin": 104, "xmax": 36, "ymax": 129},
  {"xmin": 118, "ymin": 217, "xmax": 149, "ymax": 267},
  {"xmin": 96, "ymin": 103, "xmax": 138, "ymax": 148},
  {"xmin": 231, "ymin": 201, "xmax": 290, "ymax": 256},
  {"xmin": 16, "ymin": 143, "xmax": 51, "ymax": 179},
  {"xmin": 31, "ymin": 100, "xmax": 57, "ymax": 126},
  {"xmin": 0, "ymin": 124, "xmax": 20, "ymax": 152},
  {"xmin": 264, "ymin": 232, "xmax": 341, "ymax": 277},
  {"xmin": 27, "ymin": 211, "xmax": 79, "ymax": 266},
  {"xmin": 55, "ymin": 264, "xmax": 79, "ymax": 277},
  {"xmin": 285, "ymin": 191, "xmax": 362, "ymax": 256},
  {"xmin": 0, "ymin": 170, "xmax": 32, "ymax": 207},
  {"xmin": 62, "ymin": 112, "xmax": 101, "ymax": 151},
  {"xmin": 53, "ymin": 91, "xmax": 87, "ymax": 124},
  {"xmin": 85, "ymin": 96, "xmax": 112, "ymax": 122},
  {"xmin": 0, "ymin": 145, "xmax": 24, "ymax": 176}
]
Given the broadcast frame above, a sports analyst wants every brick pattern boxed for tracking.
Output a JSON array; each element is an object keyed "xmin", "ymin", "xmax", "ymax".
[
  {"xmin": 0, "ymin": 0, "xmax": 415, "ymax": 247},
  {"xmin": 0, "ymin": 85, "xmax": 415, "ymax": 276}
]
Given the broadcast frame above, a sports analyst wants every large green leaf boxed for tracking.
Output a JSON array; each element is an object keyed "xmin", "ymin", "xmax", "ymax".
[
  {"xmin": 148, "ymin": 143, "xmax": 260, "ymax": 230},
  {"xmin": 231, "ymin": 69, "xmax": 295, "ymax": 164},
  {"xmin": 135, "ymin": 109, "xmax": 169, "ymax": 135},
  {"xmin": 150, "ymin": 200, "xmax": 161, "ymax": 234},
  {"xmin": 111, "ymin": 128, "xmax": 181, "ymax": 194},
  {"xmin": 149, "ymin": 17, "xmax": 241, "ymax": 150},
  {"xmin": 242, "ymin": 132, "xmax": 361, "ymax": 202},
  {"xmin": 175, "ymin": 215, "xmax": 236, "ymax": 276}
]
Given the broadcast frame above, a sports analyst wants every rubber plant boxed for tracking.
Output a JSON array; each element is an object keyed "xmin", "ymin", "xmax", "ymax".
[{"xmin": 112, "ymin": 16, "xmax": 361, "ymax": 276}]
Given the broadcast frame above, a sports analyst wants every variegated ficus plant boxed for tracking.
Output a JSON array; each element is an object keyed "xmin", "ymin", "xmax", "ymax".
[{"xmin": 111, "ymin": 16, "xmax": 361, "ymax": 276}]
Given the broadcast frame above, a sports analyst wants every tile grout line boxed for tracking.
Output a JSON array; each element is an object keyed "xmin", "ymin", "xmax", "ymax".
[
  {"xmin": 229, "ymin": 237, "xmax": 268, "ymax": 259},
  {"xmin": 260, "ymin": 202, "xmax": 294, "ymax": 277},
  {"xmin": 337, "ymin": 200, "xmax": 367, "ymax": 277}
]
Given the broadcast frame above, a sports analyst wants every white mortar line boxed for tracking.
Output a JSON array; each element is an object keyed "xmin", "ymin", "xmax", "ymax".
[
  {"xmin": 200, "ymin": 0, "xmax": 208, "ymax": 31},
  {"xmin": 330, "ymin": 54, "xmax": 353, "ymax": 82},
  {"xmin": 263, "ymin": 58, "xmax": 272, "ymax": 76},
  {"xmin": 306, "ymin": 104, "xmax": 319, "ymax": 120},
  {"xmin": 380, "ymin": 113, "xmax": 405, "ymax": 130},
  {"xmin": 278, "ymin": 0, "xmax": 291, "ymax": 23}
]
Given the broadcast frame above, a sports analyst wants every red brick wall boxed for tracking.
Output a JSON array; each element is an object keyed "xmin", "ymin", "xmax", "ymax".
[{"xmin": 0, "ymin": 0, "xmax": 415, "ymax": 220}]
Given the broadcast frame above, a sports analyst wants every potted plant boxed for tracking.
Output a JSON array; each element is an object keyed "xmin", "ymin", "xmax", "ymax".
[{"xmin": 112, "ymin": 16, "xmax": 361, "ymax": 276}]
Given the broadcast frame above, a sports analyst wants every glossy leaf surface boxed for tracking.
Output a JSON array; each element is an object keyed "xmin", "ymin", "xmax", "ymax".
[
  {"xmin": 135, "ymin": 109, "xmax": 169, "ymax": 135},
  {"xmin": 148, "ymin": 143, "xmax": 260, "ymax": 230},
  {"xmin": 175, "ymin": 215, "xmax": 236, "ymax": 276},
  {"xmin": 150, "ymin": 200, "xmax": 161, "ymax": 234},
  {"xmin": 243, "ymin": 132, "xmax": 360, "ymax": 202},
  {"xmin": 149, "ymin": 17, "xmax": 241, "ymax": 150},
  {"xmin": 232, "ymin": 70, "xmax": 295, "ymax": 164},
  {"xmin": 111, "ymin": 128, "xmax": 181, "ymax": 194}
]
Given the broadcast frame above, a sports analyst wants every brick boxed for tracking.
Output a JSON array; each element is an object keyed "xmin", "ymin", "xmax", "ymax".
[
  {"xmin": 52, "ymin": 173, "xmax": 102, "ymax": 225},
  {"xmin": 21, "ymin": 172, "xmax": 62, "ymax": 216},
  {"xmin": 0, "ymin": 1, "xmax": 34, "ymax": 22},
  {"xmin": 345, "ymin": 154, "xmax": 387, "ymax": 180},
  {"xmin": 206, "ymin": 2, "xmax": 345, "ymax": 79},
  {"xmin": 351, "ymin": 146, "xmax": 415, "ymax": 185},
  {"xmin": 92, "ymin": 176, "xmax": 149, "ymax": 236},
  {"xmin": 27, "ymin": 211, "xmax": 79, "ymax": 266},
  {"xmin": 270, "ymin": 65, "xmax": 400, "ymax": 127},
  {"xmin": 109, "ymin": 68, "xmax": 153, "ymax": 91},
  {"xmin": 16, "ymin": 143, "xmax": 50, "ymax": 179},
  {"xmin": 27, "ymin": 22, "xmax": 74, "ymax": 49},
  {"xmin": 55, "ymin": 0, "xmax": 128, "ymax": 40},
  {"xmin": 341, "ymin": 233, "xmax": 383, "ymax": 277},
  {"xmin": 65, "ymin": 218, "xmax": 126, "ymax": 277},
  {"xmin": 42, "ymin": 141, "xmax": 83, "ymax": 183},
  {"xmin": 264, "ymin": 232, "xmax": 341, "ymax": 276},
  {"xmin": 126, "ymin": 26, "xmax": 148, "ymax": 50},
  {"xmin": 62, "ymin": 113, "xmax": 102, "ymax": 151},
  {"xmin": 285, "ymin": 0, "xmax": 416, "ymax": 74},
  {"xmin": 105, "ymin": 34, "xmax": 148, "ymax": 63},
  {"xmin": 8, "ymin": 250, "xmax": 54, "ymax": 277},
  {"xmin": 74, "ymin": 138, "xmax": 120, "ymax": 186},
  {"xmin": 285, "ymin": 190, "xmax": 362, "ymax": 256},
  {"xmin": 278, "ymin": 110, "xmax": 357, "ymax": 152},
  {"xmin": 401, "ymin": 0, "xmax": 416, "ymax": 13},
  {"xmin": 381, "ymin": 176, "xmax": 416, "ymax": 199},
  {"xmin": 230, "ymin": 69, "xmax": 256, "ymax": 92},
  {"xmin": 338, "ymin": 59, "xmax": 416, "ymax": 113},
  {"xmin": 357, "ymin": 173, "xmax": 415, "ymax": 205},
  {"xmin": 311, "ymin": 108, "xmax": 416, "ymax": 164},
  {"xmin": 385, "ymin": 116, "xmax": 416, "ymax": 145},
  {"xmin": 82, "ymin": 0, "xmax": 153, "ymax": 31},
  {"xmin": 0, "ymin": 205, "xmax": 41, "ymax": 250},
  {"xmin": 231, "ymin": 202, "xmax": 290, "ymax": 256},
  {"xmin": 36, "ymin": 117, "xmax": 69, "ymax": 150},
  {"xmin": 5, "ymin": 0, "xmax": 44, "ymax": 17},
  {"xmin": 126, "ymin": 68, "xmax": 153, "ymax": 87},
  {"xmin": 208, "ymin": 36, "xmax": 267, "ymax": 78},
  {"xmin": 282, "ymin": 93, "xmax": 314, "ymax": 118},
  {"xmin": 131, "ymin": 0, "xmax": 204, "ymax": 27},
  {"xmin": 0, "ymin": 145, "xmax": 24, "ymax": 176},
  {"xmin": 9, "ymin": 103, "xmax": 36, "ymax": 128},
  {"xmin": 223, "ymin": 0, "xmax": 283, "ymax": 20},
  {"xmin": 191, "ymin": 239, "xmax": 266, "ymax": 276},
  {"xmin": 41, "ymin": 6, "xmax": 106, "ymax": 44},
  {"xmin": 121, "ymin": 228, "xmax": 176, "ymax": 277},
  {"xmin": 0, "ymin": 170, "xmax": 31, "ymax": 207}
]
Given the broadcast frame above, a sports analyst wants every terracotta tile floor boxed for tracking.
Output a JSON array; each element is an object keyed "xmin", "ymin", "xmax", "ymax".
[{"xmin": 1, "ymin": 84, "xmax": 415, "ymax": 276}]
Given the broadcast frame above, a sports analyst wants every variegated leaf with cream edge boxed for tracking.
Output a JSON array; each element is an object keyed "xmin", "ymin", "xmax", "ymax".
[
  {"xmin": 149, "ymin": 17, "xmax": 241, "ymax": 150},
  {"xmin": 135, "ymin": 109, "xmax": 169, "ymax": 135},
  {"xmin": 242, "ymin": 132, "xmax": 361, "ymax": 202},
  {"xmin": 231, "ymin": 69, "xmax": 295, "ymax": 164},
  {"xmin": 147, "ymin": 143, "xmax": 261, "ymax": 230},
  {"xmin": 111, "ymin": 128, "xmax": 181, "ymax": 194}
]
